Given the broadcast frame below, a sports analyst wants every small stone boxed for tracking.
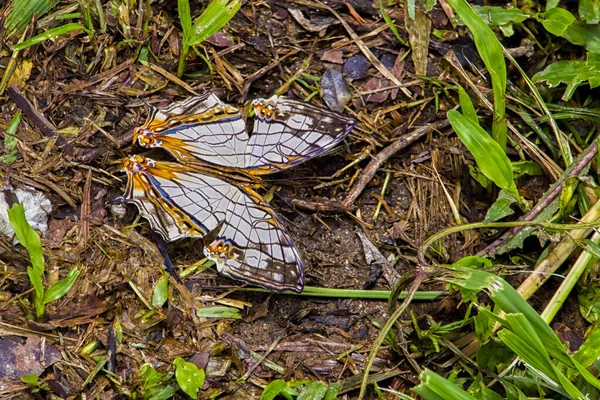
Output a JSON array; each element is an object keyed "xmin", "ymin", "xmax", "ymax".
[
  {"xmin": 0, "ymin": 187, "xmax": 52, "ymax": 241},
  {"xmin": 321, "ymin": 71, "xmax": 352, "ymax": 112},
  {"xmin": 343, "ymin": 55, "xmax": 370, "ymax": 80}
]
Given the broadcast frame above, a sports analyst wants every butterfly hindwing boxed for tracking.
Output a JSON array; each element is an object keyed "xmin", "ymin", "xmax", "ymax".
[
  {"xmin": 204, "ymin": 187, "xmax": 304, "ymax": 292},
  {"xmin": 246, "ymin": 96, "xmax": 355, "ymax": 174}
]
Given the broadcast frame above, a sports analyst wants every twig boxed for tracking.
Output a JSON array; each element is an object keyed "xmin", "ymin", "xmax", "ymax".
[
  {"xmin": 343, "ymin": 120, "xmax": 450, "ymax": 207},
  {"xmin": 286, "ymin": 197, "xmax": 354, "ymax": 212},
  {"xmin": 7, "ymin": 86, "xmax": 73, "ymax": 155}
]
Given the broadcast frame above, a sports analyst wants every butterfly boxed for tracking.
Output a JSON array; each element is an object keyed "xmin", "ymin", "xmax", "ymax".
[{"xmin": 121, "ymin": 93, "xmax": 354, "ymax": 292}]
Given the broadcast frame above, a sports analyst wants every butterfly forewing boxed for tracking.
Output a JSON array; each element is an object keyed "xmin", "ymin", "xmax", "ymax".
[
  {"xmin": 134, "ymin": 93, "xmax": 249, "ymax": 168},
  {"xmin": 246, "ymin": 96, "xmax": 355, "ymax": 174}
]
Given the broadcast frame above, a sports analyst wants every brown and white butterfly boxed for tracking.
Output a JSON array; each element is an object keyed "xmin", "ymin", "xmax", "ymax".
[{"xmin": 121, "ymin": 94, "xmax": 354, "ymax": 292}]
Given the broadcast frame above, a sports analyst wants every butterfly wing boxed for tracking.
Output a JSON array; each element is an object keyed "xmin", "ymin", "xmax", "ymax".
[
  {"xmin": 134, "ymin": 93, "xmax": 249, "ymax": 168},
  {"xmin": 204, "ymin": 187, "xmax": 304, "ymax": 292},
  {"xmin": 121, "ymin": 156, "xmax": 236, "ymax": 242},
  {"xmin": 245, "ymin": 96, "xmax": 355, "ymax": 174},
  {"xmin": 121, "ymin": 156, "xmax": 304, "ymax": 291}
]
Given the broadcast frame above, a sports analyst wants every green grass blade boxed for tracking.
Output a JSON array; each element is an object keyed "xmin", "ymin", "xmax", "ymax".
[
  {"xmin": 379, "ymin": 0, "xmax": 408, "ymax": 47},
  {"xmin": 7, "ymin": 204, "xmax": 44, "ymax": 274},
  {"xmin": 188, "ymin": 0, "xmax": 241, "ymax": 47},
  {"xmin": 11, "ymin": 23, "xmax": 87, "ymax": 51},
  {"xmin": 177, "ymin": 0, "xmax": 193, "ymax": 46},
  {"xmin": 241, "ymin": 285, "xmax": 443, "ymax": 300},
  {"xmin": 42, "ymin": 267, "xmax": 80, "ymax": 304},
  {"xmin": 448, "ymin": 0, "xmax": 507, "ymax": 150},
  {"xmin": 5, "ymin": 0, "xmax": 57, "ymax": 37},
  {"xmin": 413, "ymin": 369, "xmax": 476, "ymax": 400},
  {"xmin": 447, "ymin": 110, "xmax": 518, "ymax": 199}
]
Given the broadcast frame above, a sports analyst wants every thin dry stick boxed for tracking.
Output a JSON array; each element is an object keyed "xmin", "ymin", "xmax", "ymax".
[
  {"xmin": 343, "ymin": 120, "xmax": 450, "ymax": 207},
  {"xmin": 7, "ymin": 86, "xmax": 72, "ymax": 154}
]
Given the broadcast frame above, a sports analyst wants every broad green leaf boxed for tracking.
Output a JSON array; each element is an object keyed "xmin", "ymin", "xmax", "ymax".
[
  {"xmin": 197, "ymin": 306, "xmax": 241, "ymax": 319},
  {"xmin": 475, "ymin": 335, "xmax": 514, "ymax": 372},
  {"xmin": 413, "ymin": 369, "xmax": 477, "ymax": 399},
  {"xmin": 12, "ymin": 23, "xmax": 87, "ymax": 51},
  {"xmin": 141, "ymin": 364, "xmax": 163, "ymax": 390},
  {"xmin": 512, "ymin": 161, "xmax": 543, "ymax": 178},
  {"xmin": 457, "ymin": 86, "xmax": 477, "ymax": 123},
  {"xmin": 484, "ymin": 189, "xmax": 516, "ymax": 222},
  {"xmin": 561, "ymin": 23, "xmax": 600, "ymax": 54},
  {"xmin": 8, "ymin": 203, "xmax": 44, "ymax": 274},
  {"xmin": 21, "ymin": 373, "xmax": 39, "ymax": 386},
  {"xmin": 558, "ymin": 177, "xmax": 579, "ymax": 218},
  {"xmin": 472, "ymin": 5, "xmax": 529, "ymax": 26},
  {"xmin": 297, "ymin": 381, "xmax": 327, "ymax": 400},
  {"xmin": 448, "ymin": 110, "xmax": 518, "ymax": 198},
  {"xmin": 261, "ymin": 379, "xmax": 287, "ymax": 400},
  {"xmin": 541, "ymin": 7, "xmax": 575, "ymax": 36},
  {"xmin": 152, "ymin": 274, "xmax": 169, "ymax": 308},
  {"xmin": 574, "ymin": 324, "xmax": 600, "ymax": 367},
  {"xmin": 578, "ymin": 286, "xmax": 600, "ymax": 323},
  {"xmin": 188, "ymin": 0, "xmax": 241, "ymax": 46},
  {"xmin": 323, "ymin": 382, "xmax": 341, "ymax": 400},
  {"xmin": 533, "ymin": 55, "xmax": 600, "ymax": 102},
  {"xmin": 580, "ymin": 0, "xmax": 600, "ymax": 24},
  {"xmin": 43, "ymin": 268, "xmax": 79, "ymax": 304},
  {"xmin": 448, "ymin": 0, "xmax": 507, "ymax": 150},
  {"xmin": 173, "ymin": 357, "xmax": 205, "ymax": 398}
]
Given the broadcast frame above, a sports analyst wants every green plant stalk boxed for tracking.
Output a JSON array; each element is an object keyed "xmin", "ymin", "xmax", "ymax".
[
  {"xmin": 177, "ymin": 45, "xmax": 190, "ymax": 78},
  {"xmin": 240, "ymin": 285, "xmax": 442, "ymax": 300},
  {"xmin": 418, "ymin": 219, "xmax": 600, "ymax": 266},
  {"xmin": 540, "ymin": 230, "xmax": 600, "ymax": 323},
  {"xmin": 357, "ymin": 275, "xmax": 425, "ymax": 400}
]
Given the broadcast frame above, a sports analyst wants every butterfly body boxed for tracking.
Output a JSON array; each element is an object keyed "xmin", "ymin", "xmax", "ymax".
[{"xmin": 122, "ymin": 94, "xmax": 354, "ymax": 292}]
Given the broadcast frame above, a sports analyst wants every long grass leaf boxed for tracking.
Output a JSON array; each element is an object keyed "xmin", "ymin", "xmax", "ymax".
[
  {"xmin": 413, "ymin": 369, "xmax": 476, "ymax": 400},
  {"xmin": 447, "ymin": 0, "xmax": 507, "ymax": 150},
  {"xmin": 12, "ymin": 23, "xmax": 87, "ymax": 51},
  {"xmin": 188, "ymin": 0, "xmax": 241, "ymax": 46},
  {"xmin": 5, "ymin": 0, "xmax": 57, "ymax": 37},
  {"xmin": 177, "ymin": 0, "xmax": 193, "ymax": 46}
]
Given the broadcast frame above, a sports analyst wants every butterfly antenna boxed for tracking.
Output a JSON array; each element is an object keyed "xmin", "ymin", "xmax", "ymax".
[{"xmin": 151, "ymin": 232, "xmax": 183, "ymax": 284}]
